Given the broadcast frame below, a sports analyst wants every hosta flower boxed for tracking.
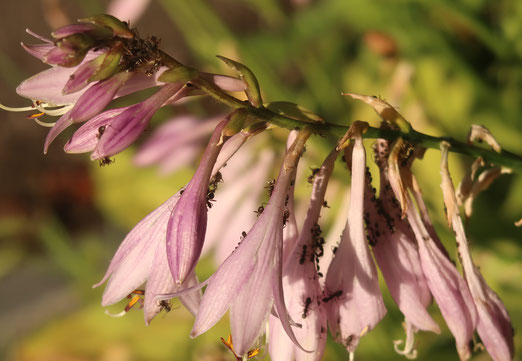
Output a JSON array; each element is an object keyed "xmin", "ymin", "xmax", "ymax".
[
  {"xmin": 190, "ymin": 130, "xmax": 311, "ymax": 358},
  {"xmin": 269, "ymin": 148, "xmax": 338, "ymax": 361},
  {"xmin": 440, "ymin": 143, "xmax": 514, "ymax": 361},
  {"xmin": 324, "ymin": 133, "xmax": 387, "ymax": 354},
  {"xmin": 353, "ymin": 142, "xmax": 438, "ymax": 358},
  {"xmin": 94, "ymin": 191, "xmax": 202, "ymax": 323},
  {"xmin": 384, "ymin": 139, "xmax": 477, "ymax": 360},
  {"xmin": 95, "ymin": 116, "xmax": 243, "ymax": 322},
  {"xmin": 165, "ymin": 117, "xmax": 231, "ymax": 285}
]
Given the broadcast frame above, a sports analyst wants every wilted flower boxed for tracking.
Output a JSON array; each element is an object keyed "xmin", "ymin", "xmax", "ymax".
[{"xmin": 440, "ymin": 143, "xmax": 514, "ymax": 361}]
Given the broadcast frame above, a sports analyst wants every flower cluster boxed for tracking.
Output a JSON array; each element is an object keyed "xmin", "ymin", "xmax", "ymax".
[{"xmin": 2, "ymin": 15, "xmax": 516, "ymax": 361}]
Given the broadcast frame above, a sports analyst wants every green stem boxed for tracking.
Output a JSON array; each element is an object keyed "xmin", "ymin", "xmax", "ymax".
[{"xmin": 160, "ymin": 52, "xmax": 522, "ymax": 173}]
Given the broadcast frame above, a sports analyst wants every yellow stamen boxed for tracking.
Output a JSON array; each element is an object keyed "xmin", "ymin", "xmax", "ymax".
[
  {"xmin": 124, "ymin": 295, "xmax": 142, "ymax": 312},
  {"xmin": 28, "ymin": 112, "xmax": 45, "ymax": 118},
  {"xmin": 246, "ymin": 348, "xmax": 260, "ymax": 358}
]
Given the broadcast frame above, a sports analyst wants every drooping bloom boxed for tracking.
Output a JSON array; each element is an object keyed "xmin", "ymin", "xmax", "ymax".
[
  {"xmin": 95, "ymin": 116, "xmax": 245, "ymax": 323},
  {"xmin": 324, "ymin": 134, "xmax": 387, "ymax": 353},
  {"xmin": 94, "ymin": 190, "xmax": 202, "ymax": 324},
  {"xmin": 440, "ymin": 143, "xmax": 514, "ymax": 361},
  {"xmin": 190, "ymin": 130, "xmax": 311, "ymax": 358},
  {"xmin": 384, "ymin": 139, "xmax": 478, "ymax": 360},
  {"xmin": 165, "ymin": 117, "xmax": 231, "ymax": 285},
  {"xmin": 269, "ymin": 148, "xmax": 338, "ymax": 361},
  {"xmin": 349, "ymin": 141, "xmax": 437, "ymax": 358}
]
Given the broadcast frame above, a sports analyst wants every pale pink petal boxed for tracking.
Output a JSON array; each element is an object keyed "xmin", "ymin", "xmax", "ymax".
[
  {"xmin": 166, "ymin": 117, "xmax": 229, "ymax": 284},
  {"xmin": 324, "ymin": 138, "xmax": 386, "ymax": 352},
  {"xmin": 440, "ymin": 144, "xmax": 513, "ymax": 361}
]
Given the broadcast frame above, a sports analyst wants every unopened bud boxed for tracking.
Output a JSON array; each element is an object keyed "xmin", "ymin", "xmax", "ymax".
[
  {"xmin": 79, "ymin": 14, "xmax": 134, "ymax": 39},
  {"xmin": 158, "ymin": 66, "xmax": 199, "ymax": 84}
]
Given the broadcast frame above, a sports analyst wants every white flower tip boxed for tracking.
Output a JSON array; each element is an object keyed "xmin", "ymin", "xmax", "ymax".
[{"xmin": 104, "ymin": 309, "xmax": 126, "ymax": 318}]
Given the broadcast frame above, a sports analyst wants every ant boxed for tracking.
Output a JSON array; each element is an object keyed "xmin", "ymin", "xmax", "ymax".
[
  {"xmin": 283, "ymin": 210, "xmax": 290, "ymax": 226},
  {"xmin": 254, "ymin": 205, "xmax": 264, "ymax": 216},
  {"xmin": 302, "ymin": 297, "xmax": 312, "ymax": 319},
  {"xmin": 96, "ymin": 125, "xmax": 106, "ymax": 139},
  {"xmin": 322, "ymin": 289, "xmax": 342, "ymax": 303},
  {"xmin": 99, "ymin": 157, "xmax": 114, "ymax": 167},
  {"xmin": 307, "ymin": 167, "xmax": 320, "ymax": 184},
  {"xmin": 240, "ymin": 231, "xmax": 247, "ymax": 241},
  {"xmin": 159, "ymin": 300, "xmax": 172, "ymax": 313},
  {"xmin": 298, "ymin": 245, "xmax": 307, "ymax": 265},
  {"xmin": 206, "ymin": 191, "xmax": 215, "ymax": 209},
  {"xmin": 265, "ymin": 179, "xmax": 276, "ymax": 197}
]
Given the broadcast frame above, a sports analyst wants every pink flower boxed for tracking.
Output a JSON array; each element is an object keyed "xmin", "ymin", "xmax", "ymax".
[
  {"xmin": 269, "ymin": 148, "xmax": 338, "ymax": 361},
  {"xmin": 324, "ymin": 136, "xmax": 386, "ymax": 353},
  {"xmin": 190, "ymin": 131, "xmax": 310, "ymax": 358},
  {"xmin": 94, "ymin": 191, "xmax": 201, "ymax": 324},
  {"xmin": 384, "ymin": 139, "xmax": 477, "ymax": 360},
  {"xmin": 165, "ymin": 117, "xmax": 231, "ymax": 285},
  {"xmin": 440, "ymin": 143, "xmax": 514, "ymax": 361}
]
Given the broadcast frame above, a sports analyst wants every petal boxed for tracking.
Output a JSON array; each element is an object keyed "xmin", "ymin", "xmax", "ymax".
[
  {"xmin": 440, "ymin": 144, "xmax": 513, "ymax": 361},
  {"xmin": 406, "ymin": 206, "xmax": 477, "ymax": 361},
  {"xmin": 368, "ymin": 171, "xmax": 439, "ymax": 333},
  {"xmin": 92, "ymin": 83, "xmax": 183, "ymax": 159},
  {"xmin": 69, "ymin": 71, "xmax": 132, "ymax": 122},
  {"xmin": 96, "ymin": 194, "xmax": 179, "ymax": 305},
  {"xmin": 21, "ymin": 42, "xmax": 55, "ymax": 60},
  {"xmin": 17, "ymin": 66, "xmax": 85, "ymax": 105},
  {"xmin": 324, "ymin": 138, "xmax": 386, "ymax": 351},
  {"xmin": 44, "ymin": 111, "xmax": 74, "ymax": 153},
  {"xmin": 166, "ymin": 117, "xmax": 229, "ymax": 284},
  {"xmin": 64, "ymin": 107, "xmax": 130, "ymax": 154}
]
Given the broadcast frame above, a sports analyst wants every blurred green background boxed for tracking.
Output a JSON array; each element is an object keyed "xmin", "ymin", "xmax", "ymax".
[{"xmin": 0, "ymin": 0, "xmax": 521, "ymax": 360}]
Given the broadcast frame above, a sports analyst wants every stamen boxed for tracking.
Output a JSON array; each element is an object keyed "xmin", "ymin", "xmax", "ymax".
[
  {"xmin": 32, "ymin": 118, "xmax": 57, "ymax": 128},
  {"xmin": 34, "ymin": 102, "xmax": 74, "ymax": 116},
  {"xmin": 104, "ymin": 289, "xmax": 145, "ymax": 318},
  {"xmin": 393, "ymin": 322, "xmax": 418, "ymax": 359},
  {"xmin": 0, "ymin": 103, "xmax": 35, "ymax": 112},
  {"xmin": 28, "ymin": 112, "xmax": 45, "ymax": 118},
  {"xmin": 124, "ymin": 295, "xmax": 142, "ymax": 312}
]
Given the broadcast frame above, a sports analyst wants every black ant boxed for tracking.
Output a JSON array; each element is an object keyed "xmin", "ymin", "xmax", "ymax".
[
  {"xmin": 159, "ymin": 300, "xmax": 172, "ymax": 313},
  {"xmin": 206, "ymin": 191, "xmax": 215, "ymax": 209},
  {"xmin": 302, "ymin": 297, "xmax": 312, "ymax": 319},
  {"xmin": 283, "ymin": 210, "xmax": 290, "ymax": 226},
  {"xmin": 322, "ymin": 201, "xmax": 330, "ymax": 208},
  {"xmin": 240, "ymin": 231, "xmax": 247, "ymax": 241},
  {"xmin": 99, "ymin": 157, "xmax": 114, "ymax": 167},
  {"xmin": 265, "ymin": 179, "xmax": 275, "ymax": 197},
  {"xmin": 298, "ymin": 245, "xmax": 307, "ymax": 265},
  {"xmin": 96, "ymin": 125, "xmax": 106, "ymax": 139},
  {"xmin": 307, "ymin": 168, "xmax": 320, "ymax": 184},
  {"xmin": 254, "ymin": 205, "xmax": 264, "ymax": 216},
  {"xmin": 322, "ymin": 289, "xmax": 342, "ymax": 303}
]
